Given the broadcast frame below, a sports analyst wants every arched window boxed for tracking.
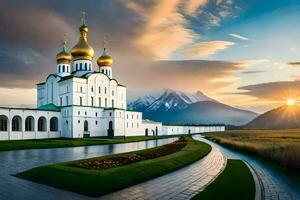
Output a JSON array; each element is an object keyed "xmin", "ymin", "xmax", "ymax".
[
  {"xmin": 89, "ymin": 63, "xmax": 91, "ymax": 70},
  {"xmin": 12, "ymin": 116, "xmax": 22, "ymax": 131},
  {"xmin": 50, "ymin": 117, "xmax": 58, "ymax": 131},
  {"xmin": 0, "ymin": 115, "xmax": 8, "ymax": 131},
  {"xmin": 112, "ymin": 99, "xmax": 114, "ymax": 108},
  {"xmin": 25, "ymin": 116, "xmax": 34, "ymax": 131},
  {"xmin": 62, "ymin": 65, "xmax": 65, "ymax": 72},
  {"xmin": 80, "ymin": 63, "xmax": 82, "ymax": 70},
  {"xmin": 84, "ymin": 63, "xmax": 87, "ymax": 70},
  {"xmin": 38, "ymin": 117, "xmax": 47, "ymax": 132},
  {"xmin": 84, "ymin": 120, "xmax": 88, "ymax": 132},
  {"xmin": 76, "ymin": 63, "xmax": 78, "ymax": 70}
]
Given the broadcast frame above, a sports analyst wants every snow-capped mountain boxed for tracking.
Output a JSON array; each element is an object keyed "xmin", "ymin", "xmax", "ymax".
[
  {"xmin": 145, "ymin": 89, "xmax": 217, "ymax": 112},
  {"xmin": 127, "ymin": 95, "xmax": 158, "ymax": 111},
  {"xmin": 128, "ymin": 89, "xmax": 258, "ymax": 125}
]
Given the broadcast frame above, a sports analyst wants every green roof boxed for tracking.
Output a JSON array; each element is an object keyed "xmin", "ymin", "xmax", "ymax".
[{"xmin": 38, "ymin": 104, "xmax": 61, "ymax": 111}]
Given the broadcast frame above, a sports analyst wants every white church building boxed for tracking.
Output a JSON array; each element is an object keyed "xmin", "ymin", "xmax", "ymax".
[{"xmin": 0, "ymin": 18, "xmax": 225, "ymax": 141}]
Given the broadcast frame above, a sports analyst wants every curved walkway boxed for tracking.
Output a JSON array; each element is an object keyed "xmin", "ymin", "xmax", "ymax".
[
  {"xmin": 195, "ymin": 135, "xmax": 300, "ymax": 200},
  {"xmin": 101, "ymin": 146, "xmax": 226, "ymax": 200}
]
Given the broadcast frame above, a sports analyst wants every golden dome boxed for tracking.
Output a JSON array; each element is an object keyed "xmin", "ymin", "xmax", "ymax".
[
  {"xmin": 71, "ymin": 24, "xmax": 94, "ymax": 61},
  {"xmin": 97, "ymin": 48, "xmax": 113, "ymax": 67},
  {"xmin": 56, "ymin": 41, "xmax": 71, "ymax": 64}
]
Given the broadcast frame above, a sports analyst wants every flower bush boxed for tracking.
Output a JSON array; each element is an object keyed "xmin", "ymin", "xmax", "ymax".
[{"xmin": 75, "ymin": 137, "xmax": 187, "ymax": 170}]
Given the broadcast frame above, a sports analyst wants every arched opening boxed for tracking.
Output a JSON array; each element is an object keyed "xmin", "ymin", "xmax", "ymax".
[
  {"xmin": 0, "ymin": 115, "xmax": 8, "ymax": 131},
  {"xmin": 84, "ymin": 120, "xmax": 89, "ymax": 132},
  {"xmin": 38, "ymin": 117, "xmax": 47, "ymax": 132},
  {"xmin": 12, "ymin": 116, "xmax": 22, "ymax": 131},
  {"xmin": 188, "ymin": 129, "xmax": 191, "ymax": 134},
  {"xmin": 151, "ymin": 130, "xmax": 155, "ymax": 136},
  {"xmin": 50, "ymin": 117, "xmax": 58, "ymax": 131},
  {"xmin": 145, "ymin": 128, "xmax": 149, "ymax": 136},
  {"xmin": 108, "ymin": 121, "xmax": 114, "ymax": 137},
  {"xmin": 84, "ymin": 63, "xmax": 87, "ymax": 70},
  {"xmin": 25, "ymin": 116, "xmax": 34, "ymax": 132},
  {"xmin": 62, "ymin": 65, "xmax": 65, "ymax": 72},
  {"xmin": 155, "ymin": 127, "xmax": 158, "ymax": 136}
]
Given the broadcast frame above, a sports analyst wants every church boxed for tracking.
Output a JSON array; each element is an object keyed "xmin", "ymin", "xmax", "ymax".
[{"xmin": 0, "ymin": 16, "xmax": 225, "ymax": 141}]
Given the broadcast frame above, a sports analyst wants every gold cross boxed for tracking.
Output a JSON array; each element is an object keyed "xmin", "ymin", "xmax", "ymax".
[{"xmin": 81, "ymin": 11, "xmax": 87, "ymax": 25}]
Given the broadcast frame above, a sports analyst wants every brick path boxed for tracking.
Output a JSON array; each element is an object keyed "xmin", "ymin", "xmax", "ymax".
[{"xmin": 101, "ymin": 147, "xmax": 227, "ymax": 200}]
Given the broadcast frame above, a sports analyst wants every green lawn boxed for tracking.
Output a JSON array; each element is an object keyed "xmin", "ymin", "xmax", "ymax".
[
  {"xmin": 192, "ymin": 159, "xmax": 255, "ymax": 200},
  {"xmin": 17, "ymin": 137, "xmax": 211, "ymax": 197},
  {"xmin": 0, "ymin": 135, "xmax": 185, "ymax": 151}
]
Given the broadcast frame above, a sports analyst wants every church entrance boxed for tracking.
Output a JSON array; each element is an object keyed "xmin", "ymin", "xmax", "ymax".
[
  {"xmin": 83, "ymin": 120, "xmax": 90, "ymax": 138},
  {"xmin": 107, "ymin": 121, "xmax": 114, "ymax": 137}
]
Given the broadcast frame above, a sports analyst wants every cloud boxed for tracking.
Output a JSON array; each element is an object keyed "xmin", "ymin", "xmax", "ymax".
[
  {"xmin": 241, "ymin": 70, "xmax": 265, "ymax": 74},
  {"xmin": 184, "ymin": 0, "xmax": 208, "ymax": 16},
  {"xmin": 229, "ymin": 33, "xmax": 249, "ymax": 41},
  {"xmin": 182, "ymin": 40, "xmax": 235, "ymax": 58},
  {"xmin": 237, "ymin": 81, "xmax": 300, "ymax": 101}
]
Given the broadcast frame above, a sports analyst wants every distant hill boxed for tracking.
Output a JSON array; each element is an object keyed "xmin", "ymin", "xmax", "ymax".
[
  {"xmin": 128, "ymin": 89, "xmax": 257, "ymax": 125},
  {"xmin": 244, "ymin": 105, "xmax": 300, "ymax": 129}
]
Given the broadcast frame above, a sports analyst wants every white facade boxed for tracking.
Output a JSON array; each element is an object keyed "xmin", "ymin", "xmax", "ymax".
[{"xmin": 0, "ymin": 20, "xmax": 225, "ymax": 141}]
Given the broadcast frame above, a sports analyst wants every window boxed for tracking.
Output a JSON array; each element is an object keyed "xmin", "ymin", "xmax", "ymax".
[
  {"xmin": 79, "ymin": 97, "xmax": 83, "ymax": 106},
  {"xmin": 78, "ymin": 120, "xmax": 80, "ymax": 124},
  {"xmin": 112, "ymin": 99, "xmax": 114, "ymax": 108},
  {"xmin": 91, "ymin": 87, "xmax": 94, "ymax": 92},
  {"xmin": 12, "ymin": 116, "xmax": 22, "ymax": 131},
  {"xmin": 98, "ymin": 97, "xmax": 101, "ymax": 107},
  {"xmin": 105, "ymin": 98, "xmax": 107, "ymax": 107},
  {"xmin": 84, "ymin": 63, "xmax": 87, "ymax": 70},
  {"xmin": 85, "ymin": 111, "xmax": 87, "ymax": 116},
  {"xmin": 95, "ymin": 121, "xmax": 98, "ymax": 125},
  {"xmin": 76, "ymin": 63, "xmax": 78, "ymax": 70},
  {"xmin": 95, "ymin": 112, "xmax": 98, "ymax": 117},
  {"xmin": 25, "ymin": 116, "xmax": 34, "ymax": 131},
  {"xmin": 132, "ymin": 122, "xmax": 133, "ymax": 128},
  {"xmin": 132, "ymin": 114, "xmax": 133, "ymax": 119},
  {"xmin": 126, "ymin": 122, "xmax": 128, "ymax": 128},
  {"xmin": 137, "ymin": 123, "xmax": 139, "ymax": 128},
  {"xmin": 112, "ymin": 90, "xmax": 114, "ymax": 96},
  {"xmin": 62, "ymin": 65, "xmax": 65, "ymax": 72},
  {"xmin": 109, "ymin": 112, "xmax": 112, "ymax": 116},
  {"xmin": 50, "ymin": 117, "xmax": 58, "ymax": 131},
  {"xmin": 98, "ymin": 87, "xmax": 101, "ymax": 94},
  {"xmin": 127, "ymin": 114, "xmax": 128, "ymax": 119},
  {"xmin": 89, "ymin": 63, "xmax": 91, "ymax": 70},
  {"xmin": 38, "ymin": 117, "xmax": 46, "ymax": 132},
  {"xmin": 78, "ymin": 111, "xmax": 80, "ymax": 115},
  {"xmin": 91, "ymin": 96, "xmax": 94, "ymax": 106},
  {"xmin": 60, "ymin": 97, "xmax": 63, "ymax": 106},
  {"xmin": 80, "ymin": 63, "xmax": 82, "ymax": 70},
  {"xmin": 66, "ymin": 96, "xmax": 69, "ymax": 105},
  {"xmin": 104, "ymin": 87, "xmax": 107, "ymax": 94},
  {"xmin": 84, "ymin": 120, "xmax": 88, "ymax": 132},
  {"xmin": 80, "ymin": 86, "xmax": 83, "ymax": 93},
  {"xmin": 0, "ymin": 115, "xmax": 8, "ymax": 131},
  {"xmin": 137, "ymin": 115, "xmax": 139, "ymax": 119}
]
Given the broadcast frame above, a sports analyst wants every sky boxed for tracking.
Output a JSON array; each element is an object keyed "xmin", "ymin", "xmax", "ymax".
[{"xmin": 1, "ymin": 0, "xmax": 300, "ymax": 113}]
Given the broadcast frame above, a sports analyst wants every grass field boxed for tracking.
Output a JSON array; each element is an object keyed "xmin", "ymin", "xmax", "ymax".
[
  {"xmin": 192, "ymin": 159, "xmax": 255, "ymax": 200},
  {"xmin": 0, "ymin": 135, "xmax": 185, "ymax": 151},
  {"xmin": 17, "ymin": 137, "xmax": 211, "ymax": 197},
  {"xmin": 203, "ymin": 129, "xmax": 300, "ymax": 174}
]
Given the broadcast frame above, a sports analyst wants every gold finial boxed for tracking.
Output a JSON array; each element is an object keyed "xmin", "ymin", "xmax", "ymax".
[
  {"xmin": 102, "ymin": 36, "xmax": 107, "ymax": 50},
  {"xmin": 80, "ymin": 11, "xmax": 87, "ymax": 25},
  {"xmin": 63, "ymin": 34, "xmax": 67, "ymax": 45}
]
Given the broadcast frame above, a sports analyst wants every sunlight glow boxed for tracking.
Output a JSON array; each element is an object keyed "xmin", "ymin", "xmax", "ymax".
[{"xmin": 286, "ymin": 98, "xmax": 295, "ymax": 106}]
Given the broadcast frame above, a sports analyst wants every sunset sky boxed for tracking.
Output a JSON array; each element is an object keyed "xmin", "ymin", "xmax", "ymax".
[{"xmin": 1, "ymin": 0, "xmax": 300, "ymax": 113}]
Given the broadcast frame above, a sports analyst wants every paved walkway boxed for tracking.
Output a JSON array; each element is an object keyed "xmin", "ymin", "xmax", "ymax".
[
  {"xmin": 101, "ymin": 146, "xmax": 226, "ymax": 200},
  {"xmin": 195, "ymin": 135, "xmax": 300, "ymax": 200}
]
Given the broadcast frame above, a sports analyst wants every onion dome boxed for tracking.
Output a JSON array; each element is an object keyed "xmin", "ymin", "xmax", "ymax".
[
  {"xmin": 70, "ymin": 24, "xmax": 94, "ymax": 61},
  {"xmin": 97, "ymin": 48, "xmax": 113, "ymax": 67},
  {"xmin": 56, "ymin": 41, "xmax": 71, "ymax": 64}
]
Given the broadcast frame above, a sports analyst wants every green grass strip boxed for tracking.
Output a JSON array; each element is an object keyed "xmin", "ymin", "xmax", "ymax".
[
  {"xmin": 17, "ymin": 137, "xmax": 211, "ymax": 197},
  {"xmin": 192, "ymin": 159, "xmax": 255, "ymax": 200}
]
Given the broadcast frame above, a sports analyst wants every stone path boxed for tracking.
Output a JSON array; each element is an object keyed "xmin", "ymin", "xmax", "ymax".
[
  {"xmin": 194, "ymin": 135, "xmax": 300, "ymax": 200},
  {"xmin": 101, "ymin": 147, "xmax": 227, "ymax": 200}
]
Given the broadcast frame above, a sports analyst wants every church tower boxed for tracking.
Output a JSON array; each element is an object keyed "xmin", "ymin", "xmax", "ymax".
[
  {"xmin": 56, "ymin": 40, "xmax": 71, "ymax": 76},
  {"xmin": 97, "ymin": 45, "xmax": 113, "ymax": 78},
  {"xmin": 71, "ymin": 12, "xmax": 94, "ymax": 72}
]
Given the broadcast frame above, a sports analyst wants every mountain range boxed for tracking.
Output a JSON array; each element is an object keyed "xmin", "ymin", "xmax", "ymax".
[{"xmin": 128, "ymin": 89, "xmax": 257, "ymax": 125}]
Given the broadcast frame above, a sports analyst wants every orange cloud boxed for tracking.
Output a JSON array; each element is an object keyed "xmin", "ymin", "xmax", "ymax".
[{"xmin": 182, "ymin": 40, "xmax": 235, "ymax": 58}]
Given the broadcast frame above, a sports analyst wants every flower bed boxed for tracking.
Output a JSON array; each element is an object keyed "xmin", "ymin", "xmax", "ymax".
[{"xmin": 74, "ymin": 137, "xmax": 187, "ymax": 170}]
